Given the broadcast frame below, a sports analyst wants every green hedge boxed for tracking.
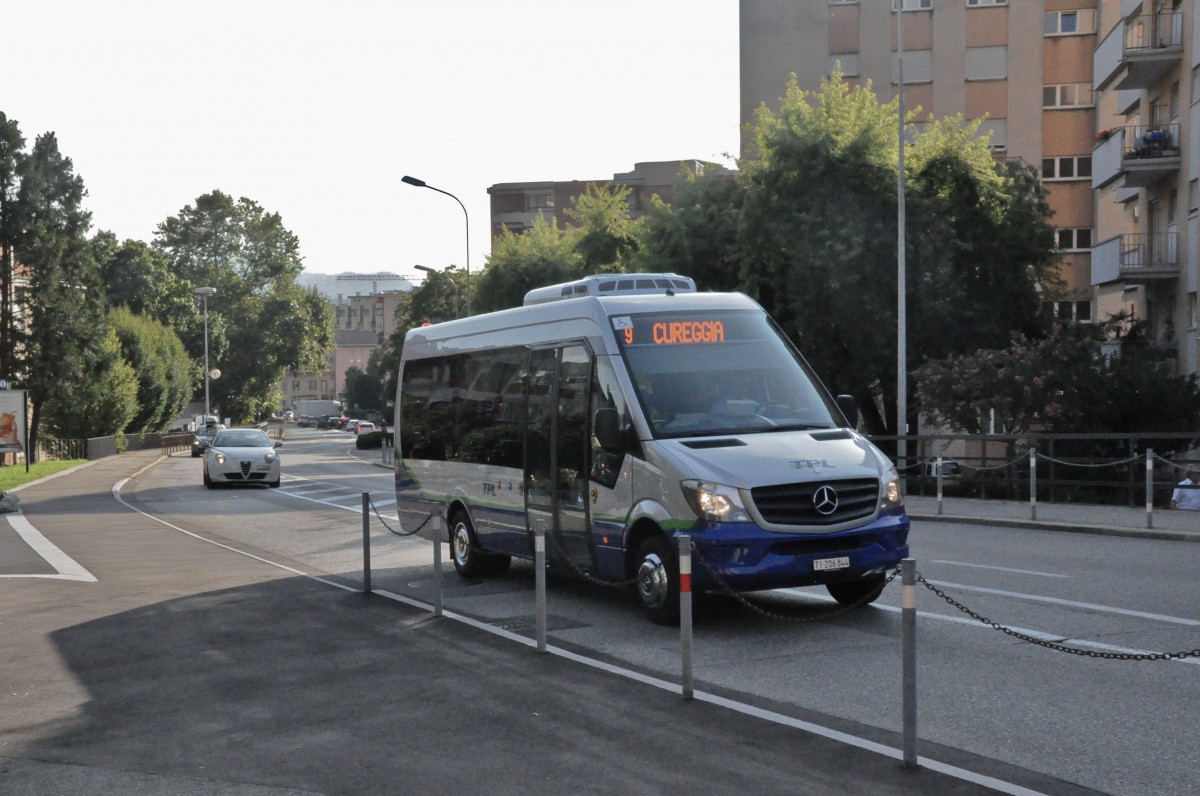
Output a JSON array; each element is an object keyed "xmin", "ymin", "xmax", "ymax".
[{"xmin": 355, "ymin": 431, "xmax": 394, "ymax": 450}]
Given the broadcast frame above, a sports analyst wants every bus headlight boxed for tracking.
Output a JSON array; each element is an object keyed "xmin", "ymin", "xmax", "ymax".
[
  {"xmin": 881, "ymin": 468, "xmax": 904, "ymax": 509},
  {"xmin": 682, "ymin": 480, "xmax": 751, "ymax": 523}
]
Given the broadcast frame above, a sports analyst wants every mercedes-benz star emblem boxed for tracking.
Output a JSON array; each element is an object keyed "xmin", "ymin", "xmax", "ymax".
[{"xmin": 813, "ymin": 485, "xmax": 839, "ymax": 516}]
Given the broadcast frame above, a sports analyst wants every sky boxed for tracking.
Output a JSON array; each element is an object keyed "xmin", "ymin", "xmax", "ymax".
[{"xmin": 4, "ymin": 1, "xmax": 742, "ymax": 280}]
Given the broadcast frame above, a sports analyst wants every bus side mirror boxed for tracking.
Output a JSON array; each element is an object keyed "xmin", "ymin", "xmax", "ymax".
[
  {"xmin": 593, "ymin": 407, "xmax": 624, "ymax": 450},
  {"xmin": 835, "ymin": 395, "xmax": 858, "ymax": 428}
]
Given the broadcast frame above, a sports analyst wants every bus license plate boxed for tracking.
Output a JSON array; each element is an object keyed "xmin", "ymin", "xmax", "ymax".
[{"xmin": 813, "ymin": 556, "xmax": 850, "ymax": 571}]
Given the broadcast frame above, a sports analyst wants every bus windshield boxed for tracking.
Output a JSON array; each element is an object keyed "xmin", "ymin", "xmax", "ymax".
[{"xmin": 613, "ymin": 309, "xmax": 839, "ymax": 438}]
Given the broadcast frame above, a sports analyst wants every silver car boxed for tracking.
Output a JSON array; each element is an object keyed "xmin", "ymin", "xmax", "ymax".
[{"xmin": 203, "ymin": 428, "xmax": 282, "ymax": 488}]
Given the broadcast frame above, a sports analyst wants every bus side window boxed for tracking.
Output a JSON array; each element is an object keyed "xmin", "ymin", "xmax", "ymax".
[{"xmin": 590, "ymin": 359, "xmax": 631, "ymax": 489}]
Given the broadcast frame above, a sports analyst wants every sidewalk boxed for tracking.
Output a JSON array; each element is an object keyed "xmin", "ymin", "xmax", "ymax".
[{"xmin": 905, "ymin": 493, "xmax": 1200, "ymax": 542}]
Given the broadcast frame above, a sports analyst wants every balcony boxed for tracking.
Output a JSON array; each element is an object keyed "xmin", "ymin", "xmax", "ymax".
[
  {"xmin": 1091, "ymin": 233, "xmax": 1180, "ymax": 286},
  {"xmin": 1094, "ymin": 12, "xmax": 1183, "ymax": 91},
  {"xmin": 1091, "ymin": 123, "xmax": 1180, "ymax": 189}
]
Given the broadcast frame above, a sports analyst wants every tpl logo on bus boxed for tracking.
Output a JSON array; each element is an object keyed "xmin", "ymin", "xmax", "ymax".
[{"xmin": 789, "ymin": 459, "xmax": 836, "ymax": 473}]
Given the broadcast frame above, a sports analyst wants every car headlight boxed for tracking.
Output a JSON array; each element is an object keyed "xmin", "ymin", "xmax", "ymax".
[
  {"xmin": 264, "ymin": 452, "xmax": 276, "ymax": 463},
  {"xmin": 880, "ymin": 467, "xmax": 904, "ymax": 509},
  {"xmin": 681, "ymin": 480, "xmax": 752, "ymax": 523},
  {"xmin": 215, "ymin": 453, "xmax": 226, "ymax": 465}
]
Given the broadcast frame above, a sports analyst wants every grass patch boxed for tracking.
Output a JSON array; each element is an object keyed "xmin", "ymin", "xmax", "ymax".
[{"xmin": 0, "ymin": 460, "xmax": 88, "ymax": 492}]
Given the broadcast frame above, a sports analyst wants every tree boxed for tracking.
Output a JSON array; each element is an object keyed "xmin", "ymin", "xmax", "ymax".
[
  {"xmin": 154, "ymin": 191, "xmax": 334, "ymax": 422},
  {"xmin": 564, "ymin": 182, "xmax": 644, "ymax": 272},
  {"xmin": 109, "ymin": 306, "xmax": 194, "ymax": 433},
  {"xmin": 474, "ymin": 215, "xmax": 581, "ymax": 313},
  {"xmin": 344, "ymin": 365, "xmax": 383, "ymax": 413},
  {"xmin": 641, "ymin": 70, "xmax": 1058, "ymax": 435},
  {"xmin": 914, "ymin": 321, "xmax": 1200, "ymax": 436},
  {"xmin": 12, "ymin": 132, "xmax": 107, "ymax": 457},
  {"xmin": 0, "ymin": 113, "xmax": 25, "ymax": 381},
  {"xmin": 42, "ymin": 327, "xmax": 138, "ymax": 439}
]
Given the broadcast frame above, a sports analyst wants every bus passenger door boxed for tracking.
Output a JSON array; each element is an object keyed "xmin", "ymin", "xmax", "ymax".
[{"xmin": 525, "ymin": 345, "xmax": 594, "ymax": 572}]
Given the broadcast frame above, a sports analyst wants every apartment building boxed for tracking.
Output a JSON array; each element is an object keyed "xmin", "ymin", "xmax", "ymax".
[
  {"xmin": 741, "ymin": 0, "xmax": 1197, "ymax": 376},
  {"xmin": 488, "ymin": 160, "xmax": 736, "ymax": 240}
]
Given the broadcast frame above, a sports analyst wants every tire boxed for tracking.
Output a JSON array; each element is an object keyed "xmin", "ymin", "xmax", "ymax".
[
  {"xmin": 450, "ymin": 511, "xmax": 489, "ymax": 578},
  {"xmin": 203, "ymin": 467, "xmax": 213, "ymax": 489},
  {"xmin": 826, "ymin": 575, "xmax": 886, "ymax": 607},
  {"xmin": 633, "ymin": 535, "xmax": 680, "ymax": 626},
  {"xmin": 268, "ymin": 476, "xmax": 280, "ymax": 488}
]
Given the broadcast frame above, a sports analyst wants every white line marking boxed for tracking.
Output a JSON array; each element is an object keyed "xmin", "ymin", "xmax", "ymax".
[
  {"xmin": 2, "ymin": 512, "xmax": 97, "ymax": 582},
  {"xmin": 930, "ymin": 560, "xmax": 1069, "ymax": 578},
  {"xmin": 778, "ymin": 589, "xmax": 1200, "ymax": 665}
]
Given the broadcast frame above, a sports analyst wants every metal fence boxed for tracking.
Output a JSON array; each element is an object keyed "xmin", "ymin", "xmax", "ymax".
[{"xmin": 873, "ymin": 432, "xmax": 1200, "ymax": 507}]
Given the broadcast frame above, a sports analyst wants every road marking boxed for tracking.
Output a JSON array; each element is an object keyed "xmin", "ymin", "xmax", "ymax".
[
  {"xmin": 1, "ymin": 512, "xmax": 97, "ymax": 582},
  {"xmin": 929, "ymin": 560, "xmax": 1069, "ymax": 578},
  {"xmin": 779, "ymin": 588, "xmax": 1200, "ymax": 665}
]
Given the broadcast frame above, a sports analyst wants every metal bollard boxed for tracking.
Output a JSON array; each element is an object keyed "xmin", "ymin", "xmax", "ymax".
[
  {"xmin": 432, "ymin": 516, "xmax": 443, "ymax": 618},
  {"xmin": 901, "ymin": 559, "xmax": 919, "ymax": 768},
  {"xmin": 362, "ymin": 492, "xmax": 371, "ymax": 593},
  {"xmin": 1146, "ymin": 448, "xmax": 1154, "ymax": 530},
  {"xmin": 679, "ymin": 535, "xmax": 693, "ymax": 700},
  {"xmin": 535, "ymin": 524, "xmax": 547, "ymax": 653},
  {"xmin": 935, "ymin": 455, "xmax": 944, "ymax": 516},
  {"xmin": 1029, "ymin": 448, "xmax": 1037, "ymax": 521}
]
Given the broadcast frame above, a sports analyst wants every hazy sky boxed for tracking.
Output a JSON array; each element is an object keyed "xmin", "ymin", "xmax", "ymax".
[{"xmin": 4, "ymin": 1, "xmax": 741, "ymax": 280}]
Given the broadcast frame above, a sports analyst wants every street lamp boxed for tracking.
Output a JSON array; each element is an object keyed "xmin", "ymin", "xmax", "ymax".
[
  {"xmin": 402, "ymin": 175, "xmax": 470, "ymax": 316},
  {"xmin": 414, "ymin": 264, "xmax": 459, "ymax": 319},
  {"xmin": 194, "ymin": 287, "xmax": 217, "ymax": 417}
]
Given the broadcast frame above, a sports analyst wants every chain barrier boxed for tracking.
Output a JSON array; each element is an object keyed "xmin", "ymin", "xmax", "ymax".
[
  {"xmin": 916, "ymin": 573, "xmax": 1200, "ymax": 661},
  {"xmin": 691, "ymin": 544, "xmax": 900, "ymax": 622},
  {"xmin": 1036, "ymin": 454, "xmax": 1140, "ymax": 468},
  {"xmin": 956, "ymin": 454, "xmax": 1032, "ymax": 473},
  {"xmin": 366, "ymin": 495, "xmax": 433, "ymax": 538}
]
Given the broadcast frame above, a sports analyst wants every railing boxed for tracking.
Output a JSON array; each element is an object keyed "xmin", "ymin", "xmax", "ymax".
[
  {"xmin": 1118, "ymin": 231, "xmax": 1179, "ymax": 269},
  {"xmin": 36, "ymin": 437, "xmax": 86, "ymax": 461},
  {"xmin": 1124, "ymin": 12, "xmax": 1183, "ymax": 51},
  {"xmin": 874, "ymin": 432, "xmax": 1200, "ymax": 507},
  {"xmin": 1121, "ymin": 123, "xmax": 1180, "ymax": 159},
  {"xmin": 161, "ymin": 431, "xmax": 193, "ymax": 455}
]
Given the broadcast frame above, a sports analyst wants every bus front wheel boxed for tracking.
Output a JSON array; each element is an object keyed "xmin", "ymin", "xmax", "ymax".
[
  {"xmin": 634, "ymin": 535, "xmax": 680, "ymax": 626},
  {"xmin": 826, "ymin": 575, "xmax": 886, "ymax": 607}
]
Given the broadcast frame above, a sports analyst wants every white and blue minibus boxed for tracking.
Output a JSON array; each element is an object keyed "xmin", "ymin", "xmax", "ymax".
[{"xmin": 394, "ymin": 274, "xmax": 909, "ymax": 623}]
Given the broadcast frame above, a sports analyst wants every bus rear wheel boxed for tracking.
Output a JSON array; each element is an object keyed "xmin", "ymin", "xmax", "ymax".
[
  {"xmin": 449, "ymin": 511, "xmax": 509, "ymax": 577},
  {"xmin": 634, "ymin": 535, "xmax": 680, "ymax": 626},
  {"xmin": 826, "ymin": 575, "xmax": 886, "ymax": 607}
]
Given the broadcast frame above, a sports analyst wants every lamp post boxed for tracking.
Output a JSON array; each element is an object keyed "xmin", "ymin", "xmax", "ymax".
[
  {"xmin": 194, "ymin": 287, "xmax": 217, "ymax": 417},
  {"xmin": 402, "ymin": 175, "xmax": 470, "ymax": 316},
  {"xmin": 414, "ymin": 264, "xmax": 459, "ymax": 319}
]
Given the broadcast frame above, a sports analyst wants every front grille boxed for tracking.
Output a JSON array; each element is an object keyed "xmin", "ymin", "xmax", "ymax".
[
  {"xmin": 750, "ymin": 478, "xmax": 878, "ymax": 526},
  {"xmin": 240, "ymin": 460, "xmax": 252, "ymax": 477}
]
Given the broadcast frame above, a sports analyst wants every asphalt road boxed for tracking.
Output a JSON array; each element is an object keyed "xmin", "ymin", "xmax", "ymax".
[{"xmin": 0, "ymin": 446, "xmax": 1038, "ymax": 796}]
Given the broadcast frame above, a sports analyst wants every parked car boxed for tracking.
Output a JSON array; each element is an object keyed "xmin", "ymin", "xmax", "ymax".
[
  {"xmin": 341, "ymin": 418, "xmax": 360, "ymax": 431},
  {"xmin": 191, "ymin": 423, "xmax": 226, "ymax": 457},
  {"xmin": 203, "ymin": 428, "xmax": 282, "ymax": 488}
]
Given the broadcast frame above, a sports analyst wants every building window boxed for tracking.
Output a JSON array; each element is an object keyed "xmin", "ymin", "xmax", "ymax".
[
  {"xmin": 893, "ymin": 0, "xmax": 931, "ymax": 9},
  {"xmin": 1041, "ymin": 156, "xmax": 1092, "ymax": 180},
  {"xmin": 829, "ymin": 54, "xmax": 860, "ymax": 77},
  {"xmin": 965, "ymin": 46, "xmax": 1007, "ymax": 81},
  {"xmin": 1043, "ymin": 83, "xmax": 1093, "ymax": 108},
  {"xmin": 830, "ymin": 0, "xmax": 858, "ymax": 4},
  {"xmin": 892, "ymin": 49, "xmax": 933, "ymax": 84},
  {"xmin": 1055, "ymin": 228, "xmax": 1093, "ymax": 251},
  {"xmin": 527, "ymin": 193, "xmax": 553, "ymax": 211},
  {"xmin": 1044, "ymin": 10, "xmax": 1095, "ymax": 36},
  {"xmin": 1044, "ymin": 300, "xmax": 1093, "ymax": 322},
  {"xmin": 967, "ymin": 0, "xmax": 1007, "ymax": 5}
]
